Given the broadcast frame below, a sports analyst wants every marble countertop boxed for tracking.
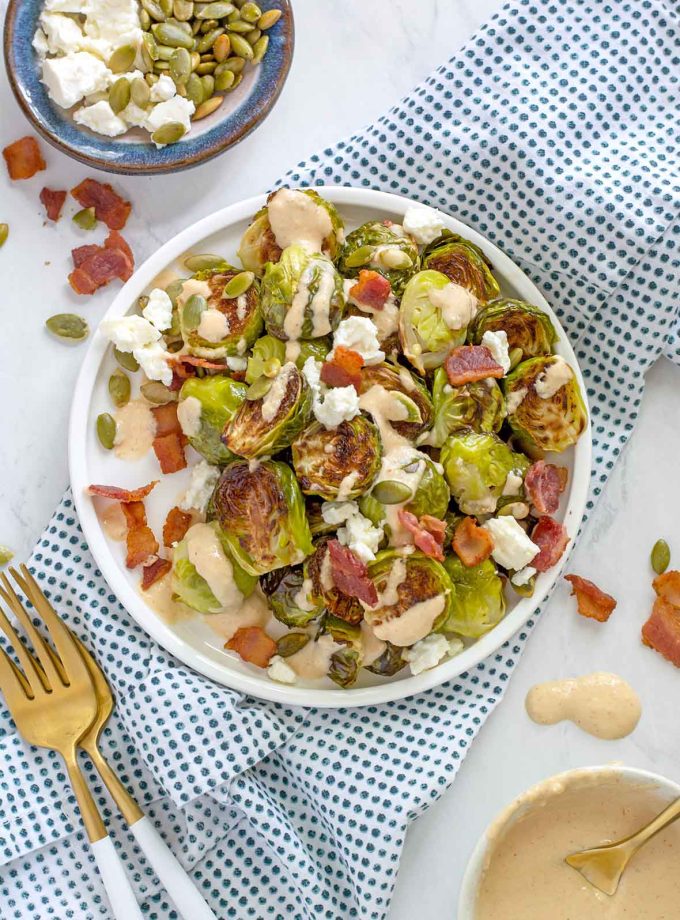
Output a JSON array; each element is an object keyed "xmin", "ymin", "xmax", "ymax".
[{"xmin": 2, "ymin": 0, "xmax": 679, "ymax": 917}]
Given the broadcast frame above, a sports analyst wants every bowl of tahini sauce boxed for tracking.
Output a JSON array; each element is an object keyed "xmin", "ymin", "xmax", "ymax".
[{"xmin": 459, "ymin": 766, "xmax": 680, "ymax": 920}]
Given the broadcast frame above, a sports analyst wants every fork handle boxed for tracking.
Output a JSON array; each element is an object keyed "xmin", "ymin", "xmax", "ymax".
[{"xmin": 91, "ymin": 836, "xmax": 144, "ymax": 920}]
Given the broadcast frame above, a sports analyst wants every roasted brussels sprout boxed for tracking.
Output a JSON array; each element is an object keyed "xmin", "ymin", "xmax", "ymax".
[
  {"xmin": 428, "ymin": 366, "xmax": 505, "ymax": 448},
  {"xmin": 260, "ymin": 245, "xmax": 345, "ymax": 341},
  {"xmin": 222, "ymin": 362, "xmax": 313, "ymax": 459},
  {"xmin": 292, "ymin": 416, "xmax": 382, "ymax": 501},
  {"xmin": 318, "ymin": 613, "xmax": 363, "ymax": 687},
  {"xmin": 179, "ymin": 265, "xmax": 263, "ymax": 359},
  {"xmin": 260, "ymin": 565, "xmax": 324, "ymax": 628},
  {"xmin": 359, "ymin": 450, "xmax": 450, "ymax": 528},
  {"xmin": 358, "ymin": 362, "xmax": 434, "ymax": 442},
  {"xmin": 178, "ymin": 375, "xmax": 247, "ymax": 465},
  {"xmin": 304, "ymin": 539, "xmax": 365, "ymax": 625},
  {"xmin": 503, "ymin": 355, "xmax": 587, "ymax": 454},
  {"xmin": 245, "ymin": 333, "xmax": 330, "ymax": 384},
  {"xmin": 237, "ymin": 188, "xmax": 345, "ymax": 277},
  {"xmin": 470, "ymin": 298, "xmax": 557, "ymax": 363},
  {"xmin": 399, "ymin": 270, "xmax": 473, "ymax": 373},
  {"xmin": 338, "ymin": 221, "xmax": 420, "ymax": 295},
  {"xmin": 214, "ymin": 459, "xmax": 314, "ymax": 575},
  {"xmin": 441, "ymin": 555, "xmax": 506, "ymax": 638},
  {"xmin": 364, "ymin": 641, "xmax": 407, "ymax": 676},
  {"xmin": 440, "ymin": 430, "xmax": 529, "ymax": 515},
  {"xmin": 364, "ymin": 549, "xmax": 454, "ymax": 647},
  {"xmin": 421, "ymin": 231, "xmax": 500, "ymax": 303}
]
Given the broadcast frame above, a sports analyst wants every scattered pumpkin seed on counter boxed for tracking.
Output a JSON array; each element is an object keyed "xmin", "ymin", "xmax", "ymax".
[
  {"xmin": 651, "ymin": 539, "xmax": 671, "ymax": 575},
  {"xmin": 73, "ymin": 207, "xmax": 97, "ymax": 230},
  {"xmin": 0, "ymin": 546, "xmax": 14, "ymax": 566},
  {"xmin": 45, "ymin": 313, "xmax": 89, "ymax": 342},
  {"xmin": 0, "ymin": 224, "xmax": 8, "ymax": 248}
]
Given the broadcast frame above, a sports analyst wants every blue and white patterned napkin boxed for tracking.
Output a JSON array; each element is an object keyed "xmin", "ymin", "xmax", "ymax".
[{"xmin": 2, "ymin": 1, "xmax": 679, "ymax": 917}]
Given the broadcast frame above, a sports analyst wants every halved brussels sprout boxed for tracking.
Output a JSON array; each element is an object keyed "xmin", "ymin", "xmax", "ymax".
[
  {"xmin": 399, "ymin": 269, "xmax": 472, "ymax": 373},
  {"xmin": 358, "ymin": 363, "xmax": 434, "ymax": 442},
  {"xmin": 364, "ymin": 641, "xmax": 407, "ymax": 676},
  {"xmin": 365, "ymin": 549, "xmax": 454, "ymax": 647},
  {"xmin": 178, "ymin": 375, "xmax": 247, "ymax": 465},
  {"xmin": 422, "ymin": 231, "xmax": 500, "ymax": 303},
  {"xmin": 318, "ymin": 613, "xmax": 363, "ymax": 687},
  {"xmin": 503, "ymin": 355, "xmax": 587, "ymax": 453},
  {"xmin": 171, "ymin": 521, "xmax": 257, "ymax": 614},
  {"xmin": 245, "ymin": 333, "xmax": 330, "ymax": 384},
  {"xmin": 304, "ymin": 538, "xmax": 365, "ymax": 624},
  {"xmin": 292, "ymin": 416, "xmax": 382, "ymax": 500},
  {"xmin": 179, "ymin": 265, "xmax": 263, "ymax": 359},
  {"xmin": 441, "ymin": 555, "xmax": 506, "ymax": 638},
  {"xmin": 359, "ymin": 451, "xmax": 450, "ymax": 527},
  {"xmin": 222, "ymin": 362, "xmax": 313, "ymax": 459},
  {"xmin": 237, "ymin": 189, "xmax": 345, "ymax": 277},
  {"xmin": 260, "ymin": 245, "xmax": 345, "ymax": 341},
  {"xmin": 214, "ymin": 459, "xmax": 314, "ymax": 575},
  {"xmin": 260, "ymin": 565, "xmax": 324, "ymax": 628},
  {"xmin": 440, "ymin": 430, "xmax": 529, "ymax": 515},
  {"xmin": 428, "ymin": 366, "xmax": 505, "ymax": 448},
  {"xmin": 338, "ymin": 221, "xmax": 420, "ymax": 295},
  {"xmin": 470, "ymin": 298, "xmax": 557, "ymax": 363}
]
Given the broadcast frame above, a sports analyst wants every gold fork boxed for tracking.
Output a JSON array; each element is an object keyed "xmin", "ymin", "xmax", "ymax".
[{"xmin": 0, "ymin": 568, "xmax": 143, "ymax": 920}]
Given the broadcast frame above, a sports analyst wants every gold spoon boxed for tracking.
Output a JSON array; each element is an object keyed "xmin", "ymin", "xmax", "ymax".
[{"xmin": 565, "ymin": 796, "xmax": 680, "ymax": 895}]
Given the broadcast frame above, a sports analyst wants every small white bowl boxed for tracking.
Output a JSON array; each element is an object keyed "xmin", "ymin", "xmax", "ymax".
[{"xmin": 458, "ymin": 764, "xmax": 680, "ymax": 919}]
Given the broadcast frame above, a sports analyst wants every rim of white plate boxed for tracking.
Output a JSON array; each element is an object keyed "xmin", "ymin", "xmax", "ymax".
[{"xmin": 69, "ymin": 186, "xmax": 592, "ymax": 708}]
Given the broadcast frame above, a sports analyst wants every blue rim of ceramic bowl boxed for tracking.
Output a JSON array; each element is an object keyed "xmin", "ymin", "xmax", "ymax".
[{"xmin": 3, "ymin": 0, "xmax": 293, "ymax": 175}]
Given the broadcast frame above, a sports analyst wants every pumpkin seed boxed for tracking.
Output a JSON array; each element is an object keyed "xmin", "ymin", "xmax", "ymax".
[
  {"xmin": 97, "ymin": 413, "xmax": 116, "ymax": 450},
  {"xmin": 651, "ymin": 539, "xmax": 671, "ymax": 575},
  {"xmin": 130, "ymin": 77, "xmax": 151, "ymax": 106},
  {"xmin": 184, "ymin": 253, "xmax": 225, "ymax": 271},
  {"xmin": 182, "ymin": 293, "xmax": 208, "ymax": 329},
  {"xmin": 214, "ymin": 68, "xmax": 235, "ymax": 90},
  {"xmin": 172, "ymin": 17, "xmax": 194, "ymax": 33},
  {"xmin": 251, "ymin": 33, "xmax": 268, "ymax": 63},
  {"xmin": 226, "ymin": 19, "xmax": 252, "ymax": 32},
  {"xmin": 155, "ymin": 42, "xmax": 177, "ymax": 60},
  {"xmin": 175, "ymin": 82, "xmax": 187, "ymax": 96},
  {"xmin": 218, "ymin": 55, "xmax": 245, "ymax": 73},
  {"xmin": 263, "ymin": 357, "xmax": 281, "ymax": 378},
  {"xmin": 108, "ymin": 369, "xmax": 131, "ymax": 408},
  {"xmin": 140, "ymin": 8, "xmax": 152, "ymax": 29},
  {"xmin": 371, "ymin": 480, "xmax": 413, "ymax": 504},
  {"xmin": 213, "ymin": 32, "xmax": 231, "ymax": 60},
  {"xmin": 109, "ymin": 77, "xmax": 131, "ymax": 114},
  {"xmin": 186, "ymin": 72, "xmax": 204, "ymax": 104},
  {"xmin": 229, "ymin": 33, "xmax": 253, "ymax": 58},
  {"xmin": 192, "ymin": 18, "xmax": 202, "ymax": 33},
  {"xmin": 165, "ymin": 279, "xmax": 185, "ymax": 305},
  {"xmin": 190, "ymin": 50, "xmax": 201, "ymax": 69},
  {"xmin": 226, "ymin": 8, "xmax": 240, "ymax": 20},
  {"xmin": 200, "ymin": 18, "xmax": 219, "ymax": 31},
  {"xmin": 166, "ymin": 338, "xmax": 184, "ymax": 352},
  {"xmin": 344, "ymin": 244, "xmax": 374, "ymax": 268},
  {"xmin": 196, "ymin": 60, "xmax": 217, "ymax": 74},
  {"xmin": 196, "ymin": 1, "xmax": 235, "ymax": 18},
  {"xmin": 152, "ymin": 21, "xmax": 195, "ymax": 47},
  {"xmin": 151, "ymin": 121, "xmax": 186, "ymax": 145},
  {"xmin": 257, "ymin": 8, "xmax": 281, "ymax": 29},
  {"xmin": 246, "ymin": 375, "xmax": 274, "ymax": 400},
  {"xmin": 199, "ymin": 74, "xmax": 216, "ymax": 96},
  {"xmin": 108, "ymin": 44, "xmax": 137, "ymax": 73},
  {"xmin": 45, "ymin": 313, "xmax": 89, "ymax": 342},
  {"xmin": 173, "ymin": 0, "xmax": 194, "ymax": 18},
  {"xmin": 145, "ymin": 72, "xmax": 160, "ymax": 85},
  {"xmin": 197, "ymin": 27, "xmax": 224, "ymax": 52},
  {"xmin": 377, "ymin": 247, "xmax": 412, "ymax": 270},
  {"xmin": 141, "ymin": 380, "xmax": 177, "ymax": 404},
  {"xmin": 239, "ymin": 2, "xmax": 261, "ymax": 22},
  {"xmin": 112, "ymin": 348, "xmax": 138, "ymax": 372},
  {"xmin": 276, "ymin": 632, "xmax": 310, "ymax": 658},
  {"xmin": 141, "ymin": 32, "xmax": 159, "ymax": 64},
  {"xmin": 229, "ymin": 72, "xmax": 243, "ymax": 91},
  {"xmin": 245, "ymin": 27, "xmax": 260, "ymax": 43},
  {"xmin": 200, "ymin": 52, "xmax": 216, "ymax": 61},
  {"xmin": 141, "ymin": 0, "xmax": 166, "ymax": 20},
  {"xmin": 223, "ymin": 270, "xmax": 254, "ymax": 298},
  {"xmin": 0, "ymin": 224, "xmax": 7, "ymax": 248},
  {"xmin": 0, "ymin": 546, "xmax": 14, "ymax": 566},
  {"xmin": 511, "ymin": 577, "xmax": 535, "ymax": 598},
  {"xmin": 153, "ymin": 61, "xmax": 171, "ymax": 72},
  {"xmin": 170, "ymin": 46, "xmax": 192, "ymax": 81},
  {"xmin": 72, "ymin": 206, "xmax": 97, "ymax": 231},
  {"xmin": 137, "ymin": 294, "xmax": 150, "ymax": 313},
  {"xmin": 160, "ymin": 0, "xmax": 174, "ymax": 15},
  {"xmin": 498, "ymin": 501, "xmax": 530, "ymax": 519}
]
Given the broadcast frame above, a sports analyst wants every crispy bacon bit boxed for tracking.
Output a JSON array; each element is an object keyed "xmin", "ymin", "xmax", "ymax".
[
  {"xmin": 652, "ymin": 570, "xmax": 680, "ymax": 608},
  {"xmin": 642, "ymin": 598, "xmax": 680, "ymax": 668},
  {"xmin": 71, "ymin": 178, "xmax": 131, "ymax": 230},
  {"xmin": 168, "ymin": 355, "xmax": 227, "ymax": 370},
  {"xmin": 71, "ymin": 243, "xmax": 100, "ymax": 267},
  {"xmin": 530, "ymin": 516, "xmax": 570, "ymax": 572},
  {"xmin": 3, "ymin": 137, "xmax": 46, "ymax": 180},
  {"xmin": 453, "ymin": 516, "xmax": 494, "ymax": 567},
  {"xmin": 163, "ymin": 506, "xmax": 192, "ymax": 547},
  {"xmin": 226, "ymin": 626, "xmax": 277, "ymax": 668},
  {"xmin": 524, "ymin": 461, "xmax": 568, "ymax": 515},
  {"xmin": 68, "ymin": 229, "xmax": 134, "ymax": 295},
  {"xmin": 39, "ymin": 187, "xmax": 66, "ymax": 222},
  {"xmin": 88, "ymin": 481, "xmax": 158, "ymax": 502},
  {"xmin": 153, "ymin": 433, "xmax": 187, "ymax": 474},
  {"xmin": 327, "ymin": 539, "xmax": 379, "ymax": 606},
  {"xmin": 444, "ymin": 345, "xmax": 504, "ymax": 386},
  {"xmin": 121, "ymin": 501, "xmax": 159, "ymax": 569},
  {"xmin": 152, "ymin": 402, "xmax": 182, "ymax": 438},
  {"xmin": 349, "ymin": 270, "xmax": 392, "ymax": 309},
  {"xmin": 564, "ymin": 574, "xmax": 617, "ymax": 622},
  {"xmin": 141, "ymin": 557, "xmax": 172, "ymax": 590},
  {"xmin": 320, "ymin": 346, "xmax": 364, "ymax": 391},
  {"xmin": 398, "ymin": 510, "xmax": 446, "ymax": 562}
]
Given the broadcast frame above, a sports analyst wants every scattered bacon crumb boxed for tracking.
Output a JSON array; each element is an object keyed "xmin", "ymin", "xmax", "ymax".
[
  {"xmin": 453, "ymin": 516, "xmax": 494, "ymax": 567},
  {"xmin": 163, "ymin": 506, "xmax": 192, "ymax": 547},
  {"xmin": 564, "ymin": 574, "xmax": 617, "ymax": 622},
  {"xmin": 399, "ymin": 510, "xmax": 446, "ymax": 561},
  {"xmin": 524, "ymin": 460, "xmax": 568, "ymax": 515},
  {"xmin": 642, "ymin": 597, "xmax": 680, "ymax": 668},
  {"xmin": 652, "ymin": 570, "xmax": 680, "ymax": 608},
  {"xmin": 444, "ymin": 345, "xmax": 504, "ymax": 386},
  {"xmin": 141, "ymin": 557, "xmax": 172, "ymax": 590},
  {"xmin": 121, "ymin": 501, "xmax": 159, "ymax": 569},
  {"xmin": 72, "ymin": 243, "xmax": 101, "ymax": 267},
  {"xmin": 153, "ymin": 433, "xmax": 187, "ymax": 474},
  {"xmin": 71, "ymin": 178, "xmax": 131, "ymax": 230},
  {"xmin": 226, "ymin": 626, "xmax": 277, "ymax": 668},
  {"xmin": 530, "ymin": 516, "xmax": 570, "ymax": 572},
  {"xmin": 39, "ymin": 187, "xmax": 66, "ymax": 222},
  {"xmin": 327, "ymin": 539, "xmax": 379, "ymax": 606},
  {"xmin": 88, "ymin": 481, "xmax": 158, "ymax": 502},
  {"xmin": 320, "ymin": 346, "xmax": 364, "ymax": 392},
  {"xmin": 68, "ymin": 229, "xmax": 134, "ymax": 295},
  {"xmin": 3, "ymin": 136, "xmax": 46, "ymax": 180},
  {"xmin": 349, "ymin": 270, "xmax": 392, "ymax": 309}
]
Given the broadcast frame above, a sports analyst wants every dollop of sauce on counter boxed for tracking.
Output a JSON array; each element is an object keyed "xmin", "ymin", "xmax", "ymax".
[
  {"xmin": 525, "ymin": 671, "xmax": 641, "ymax": 740},
  {"xmin": 474, "ymin": 772, "xmax": 680, "ymax": 919}
]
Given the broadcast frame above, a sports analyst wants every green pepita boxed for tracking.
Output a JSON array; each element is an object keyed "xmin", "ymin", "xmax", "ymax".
[
  {"xmin": 376, "ymin": 246, "xmax": 412, "ymax": 270},
  {"xmin": 170, "ymin": 46, "xmax": 192, "ymax": 81},
  {"xmin": 214, "ymin": 68, "xmax": 235, "ymax": 90},
  {"xmin": 200, "ymin": 18, "xmax": 219, "ymax": 31},
  {"xmin": 239, "ymin": 2, "xmax": 261, "ymax": 22},
  {"xmin": 141, "ymin": 32, "xmax": 160, "ymax": 65},
  {"xmin": 511, "ymin": 577, "xmax": 535, "ymax": 598},
  {"xmin": 154, "ymin": 61, "xmax": 171, "ymax": 72},
  {"xmin": 245, "ymin": 27, "xmax": 261, "ymax": 43},
  {"xmin": 183, "ymin": 253, "xmax": 225, "ymax": 271},
  {"xmin": 344, "ymin": 244, "xmax": 375, "ymax": 268},
  {"xmin": 72, "ymin": 204, "xmax": 96, "ymax": 228},
  {"xmin": 199, "ymin": 74, "xmax": 216, "ymax": 97},
  {"xmin": 276, "ymin": 632, "xmax": 310, "ymax": 658},
  {"xmin": 173, "ymin": 0, "xmax": 195, "ymax": 18},
  {"xmin": 371, "ymin": 480, "xmax": 413, "ymax": 504},
  {"xmin": 0, "ymin": 224, "xmax": 7, "ymax": 248},
  {"xmin": 46, "ymin": 313, "xmax": 89, "ymax": 342},
  {"xmin": 651, "ymin": 539, "xmax": 671, "ymax": 575},
  {"xmin": 229, "ymin": 72, "xmax": 243, "ymax": 91},
  {"xmin": 0, "ymin": 546, "xmax": 14, "ymax": 566},
  {"xmin": 140, "ymin": 8, "xmax": 152, "ymax": 29},
  {"xmin": 213, "ymin": 32, "xmax": 231, "ymax": 60},
  {"xmin": 108, "ymin": 369, "xmax": 131, "ymax": 407},
  {"xmin": 226, "ymin": 19, "xmax": 252, "ymax": 32},
  {"xmin": 246, "ymin": 375, "xmax": 274, "ymax": 400},
  {"xmin": 251, "ymin": 33, "xmax": 268, "ymax": 63},
  {"xmin": 155, "ymin": 42, "xmax": 177, "ymax": 60},
  {"xmin": 186, "ymin": 71, "xmax": 204, "ymax": 104},
  {"xmin": 165, "ymin": 279, "xmax": 185, "ymax": 305},
  {"xmin": 130, "ymin": 77, "xmax": 151, "ymax": 107},
  {"xmin": 145, "ymin": 72, "xmax": 160, "ymax": 85},
  {"xmin": 197, "ymin": 26, "xmax": 224, "ymax": 52},
  {"xmin": 108, "ymin": 44, "xmax": 137, "ymax": 73},
  {"xmin": 196, "ymin": 60, "xmax": 217, "ymax": 74},
  {"xmin": 182, "ymin": 293, "xmax": 208, "ymax": 329},
  {"xmin": 195, "ymin": 1, "xmax": 235, "ymax": 18},
  {"xmin": 152, "ymin": 21, "xmax": 195, "ymax": 47},
  {"xmin": 97, "ymin": 413, "xmax": 116, "ymax": 450},
  {"xmin": 226, "ymin": 8, "xmax": 240, "ymax": 21},
  {"xmin": 113, "ymin": 347, "xmax": 140, "ymax": 372},
  {"xmin": 218, "ymin": 55, "xmax": 245, "ymax": 73},
  {"xmin": 142, "ymin": 0, "xmax": 167, "ymax": 18},
  {"xmin": 257, "ymin": 8, "xmax": 281, "ymax": 30},
  {"xmin": 229, "ymin": 33, "xmax": 254, "ymax": 58},
  {"xmin": 223, "ymin": 270, "xmax": 254, "ymax": 298},
  {"xmin": 192, "ymin": 18, "xmax": 202, "ymax": 33},
  {"xmin": 151, "ymin": 121, "xmax": 186, "ymax": 145},
  {"xmin": 109, "ymin": 77, "xmax": 131, "ymax": 114},
  {"xmin": 190, "ymin": 50, "xmax": 202, "ymax": 70},
  {"xmin": 141, "ymin": 380, "xmax": 177, "ymax": 404}
]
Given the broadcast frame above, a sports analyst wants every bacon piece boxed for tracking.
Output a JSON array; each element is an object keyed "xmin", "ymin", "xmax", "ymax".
[
  {"xmin": 452, "ymin": 516, "xmax": 494, "ymax": 567},
  {"xmin": 39, "ymin": 187, "xmax": 66, "ymax": 222},
  {"xmin": 168, "ymin": 355, "xmax": 227, "ymax": 370},
  {"xmin": 72, "ymin": 243, "xmax": 101, "ymax": 268},
  {"xmin": 88, "ymin": 481, "xmax": 158, "ymax": 502},
  {"xmin": 652, "ymin": 571, "xmax": 680, "ymax": 608},
  {"xmin": 226, "ymin": 626, "xmax": 277, "ymax": 668},
  {"xmin": 327, "ymin": 539, "xmax": 378, "ymax": 607},
  {"xmin": 320, "ymin": 346, "xmax": 364, "ymax": 392},
  {"xmin": 349, "ymin": 270, "xmax": 392, "ymax": 309},
  {"xmin": 444, "ymin": 345, "xmax": 504, "ymax": 386},
  {"xmin": 564, "ymin": 574, "xmax": 617, "ymax": 622},
  {"xmin": 141, "ymin": 557, "xmax": 172, "ymax": 590},
  {"xmin": 68, "ymin": 230, "xmax": 135, "ymax": 295},
  {"xmin": 152, "ymin": 402, "xmax": 182, "ymax": 438},
  {"xmin": 163, "ymin": 506, "xmax": 192, "ymax": 547},
  {"xmin": 524, "ymin": 461, "xmax": 568, "ymax": 515},
  {"xmin": 398, "ymin": 510, "xmax": 446, "ymax": 562},
  {"xmin": 153, "ymin": 433, "xmax": 187, "ymax": 474},
  {"xmin": 71, "ymin": 178, "xmax": 131, "ymax": 230},
  {"xmin": 642, "ymin": 598, "xmax": 680, "ymax": 668},
  {"xmin": 121, "ymin": 501, "xmax": 159, "ymax": 569},
  {"xmin": 3, "ymin": 137, "xmax": 46, "ymax": 180},
  {"xmin": 530, "ymin": 516, "xmax": 570, "ymax": 572}
]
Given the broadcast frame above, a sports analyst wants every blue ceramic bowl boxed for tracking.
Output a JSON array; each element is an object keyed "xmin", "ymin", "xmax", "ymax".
[{"xmin": 3, "ymin": 0, "xmax": 293, "ymax": 175}]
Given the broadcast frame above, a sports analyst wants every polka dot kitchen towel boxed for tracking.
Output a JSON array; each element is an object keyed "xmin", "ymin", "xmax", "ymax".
[{"xmin": 2, "ymin": 1, "xmax": 680, "ymax": 918}]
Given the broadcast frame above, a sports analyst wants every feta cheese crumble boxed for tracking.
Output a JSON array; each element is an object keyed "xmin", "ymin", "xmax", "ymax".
[
  {"xmin": 321, "ymin": 501, "xmax": 384, "ymax": 563},
  {"xmin": 41, "ymin": 52, "xmax": 111, "ymax": 109},
  {"xmin": 332, "ymin": 316, "xmax": 385, "ymax": 366},
  {"xmin": 177, "ymin": 396, "xmax": 202, "ymax": 439},
  {"xmin": 149, "ymin": 74, "xmax": 176, "ymax": 103},
  {"xmin": 403, "ymin": 634, "xmax": 464, "ymax": 676},
  {"xmin": 402, "ymin": 206, "xmax": 446, "ymax": 245},
  {"xmin": 179, "ymin": 461, "xmax": 220, "ymax": 514},
  {"xmin": 483, "ymin": 516, "xmax": 540, "ymax": 571},
  {"xmin": 303, "ymin": 357, "xmax": 361, "ymax": 429},
  {"xmin": 267, "ymin": 656, "xmax": 297, "ymax": 685},
  {"xmin": 134, "ymin": 341, "xmax": 172, "ymax": 386},
  {"xmin": 511, "ymin": 566, "xmax": 536, "ymax": 586},
  {"xmin": 100, "ymin": 315, "xmax": 160, "ymax": 352},
  {"xmin": 481, "ymin": 329, "xmax": 511, "ymax": 374},
  {"xmin": 73, "ymin": 100, "xmax": 127, "ymax": 137},
  {"xmin": 142, "ymin": 288, "xmax": 173, "ymax": 332}
]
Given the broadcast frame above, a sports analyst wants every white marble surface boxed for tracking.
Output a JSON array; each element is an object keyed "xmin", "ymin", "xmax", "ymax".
[{"xmin": 1, "ymin": 1, "xmax": 679, "ymax": 917}]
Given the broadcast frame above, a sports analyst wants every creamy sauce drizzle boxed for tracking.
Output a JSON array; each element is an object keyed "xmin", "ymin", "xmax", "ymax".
[
  {"xmin": 177, "ymin": 277, "xmax": 212, "ymax": 308},
  {"xmin": 197, "ymin": 308, "xmax": 229, "ymax": 343},
  {"xmin": 373, "ymin": 446, "xmax": 427, "ymax": 546},
  {"xmin": 368, "ymin": 593, "xmax": 445, "ymax": 647},
  {"xmin": 207, "ymin": 588, "xmax": 271, "ymax": 642},
  {"xmin": 261, "ymin": 362, "xmax": 294, "ymax": 422},
  {"xmin": 287, "ymin": 633, "xmax": 341, "ymax": 680},
  {"xmin": 113, "ymin": 399, "xmax": 155, "ymax": 460},
  {"xmin": 429, "ymin": 281, "xmax": 478, "ymax": 330},
  {"xmin": 185, "ymin": 523, "xmax": 242, "ymax": 610},
  {"xmin": 358, "ymin": 384, "xmax": 410, "ymax": 453},
  {"xmin": 360, "ymin": 620, "xmax": 387, "ymax": 667},
  {"xmin": 534, "ymin": 355, "xmax": 573, "ymax": 399},
  {"xmin": 268, "ymin": 188, "xmax": 332, "ymax": 252},
  {"xmin": 284, "ymin": 260, "xmax": 335, "ymax": 341},
  {"xmin": 285, "ymin": 339, "xmax": 302, "ymax": 363},
  {"xmin": 143, "ymin": 568, "xmax": 193, "ymax": 625},
  {"xmin": 336, "ymin": 470, "xmax": 360, "ymax": 501},
  {"xmin": 100, "ymin": 502, "xmax": 127, "ymax": 541}
]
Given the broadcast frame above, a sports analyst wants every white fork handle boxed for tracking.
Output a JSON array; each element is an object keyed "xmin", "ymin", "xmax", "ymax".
[
  {"xmin": 91, "ymin": 835, "xmax": 144, "ymax": 920},
  {"xmin": 130, "ymin": 816, "xmax": 217, "ymax": 920}
]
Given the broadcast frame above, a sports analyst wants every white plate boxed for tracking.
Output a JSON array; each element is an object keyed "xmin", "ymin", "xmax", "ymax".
[{"xmin": 69, "ymin": 187, "xmax": 592, "ymax": 708}]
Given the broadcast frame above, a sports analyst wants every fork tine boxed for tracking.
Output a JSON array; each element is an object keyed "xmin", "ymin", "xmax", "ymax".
[
  {"xmin": 0, "ymin": 603, "xmax": 45, "ymax": 696},
  {"xmin": 0, "ymin": 645, "xmax": 31, "ymax": 708},
  {"xmin": 0, "ymin": 573, "xmax": 63, "ymax": 690}
]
